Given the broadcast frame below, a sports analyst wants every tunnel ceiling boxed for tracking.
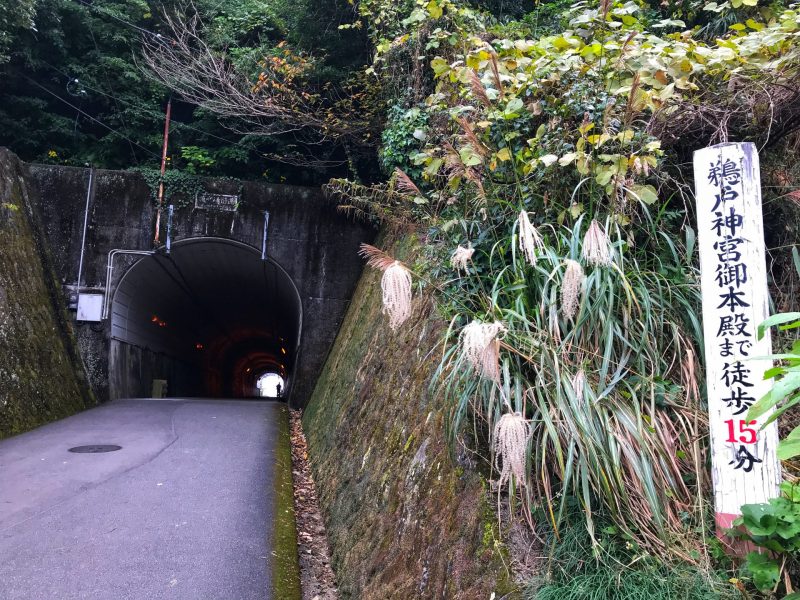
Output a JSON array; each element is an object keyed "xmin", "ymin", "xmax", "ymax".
[{"xmin": 111, "ymin": 238, "xmax": 301, "ymax": 396}]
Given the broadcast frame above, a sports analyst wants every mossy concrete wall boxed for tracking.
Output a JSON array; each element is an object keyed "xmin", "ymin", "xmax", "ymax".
[
  {"xmin": 303, "ymin": 238, "xmax": 513, "ymax": 599},
  {"xmin": 0, "ymin": 149, "xmax": 93, "ymax": 438}
]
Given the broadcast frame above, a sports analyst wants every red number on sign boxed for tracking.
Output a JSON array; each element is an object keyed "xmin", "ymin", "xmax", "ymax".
[{"xmin": 725, "ymin": 419, "xmax": 758, "ymax": 444}]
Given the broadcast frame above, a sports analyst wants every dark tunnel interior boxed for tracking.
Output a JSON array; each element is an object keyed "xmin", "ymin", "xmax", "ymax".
[{"xmin": 110, "ymin": 238, "xmax": 302, "ymax": 399}]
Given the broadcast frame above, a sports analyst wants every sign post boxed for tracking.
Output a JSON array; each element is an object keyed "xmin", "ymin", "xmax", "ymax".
[{"xmin": 694, "ymin": 142, "xmax": 780, "ymax": 537}]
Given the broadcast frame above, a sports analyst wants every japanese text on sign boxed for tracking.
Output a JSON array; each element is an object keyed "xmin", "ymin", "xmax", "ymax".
[
  {"xmin": 693, "ymin": 143, "xmax": 779, "ymax": 528},
  {"xmin": 195, "ymin": 192, "xmax": 240, "ymax": 212}
]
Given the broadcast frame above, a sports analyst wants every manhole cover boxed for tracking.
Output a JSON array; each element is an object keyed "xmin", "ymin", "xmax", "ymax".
[{"xmin": 68, "ymin": 445, "xmax": 122, "ymax": 454}]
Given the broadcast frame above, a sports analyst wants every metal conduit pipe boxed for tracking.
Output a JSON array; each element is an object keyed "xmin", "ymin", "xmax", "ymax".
[
  {"xmin": 102, "ymin": 249, "xmax": 155, "ymax": 320},
  {"xmin": 75, "ymin": 168, "xmax": 94, "ymax": 294}
]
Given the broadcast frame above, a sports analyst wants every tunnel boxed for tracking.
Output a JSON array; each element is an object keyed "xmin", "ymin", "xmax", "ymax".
[{"xmin": 109, "ymin": 238, "xmax": 302, "ymax": 400}]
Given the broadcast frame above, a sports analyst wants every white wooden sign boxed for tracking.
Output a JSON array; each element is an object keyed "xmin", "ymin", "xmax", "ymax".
[{"xmin": 694, "ymin": 142, "xmax": 780, "ymax": 532}]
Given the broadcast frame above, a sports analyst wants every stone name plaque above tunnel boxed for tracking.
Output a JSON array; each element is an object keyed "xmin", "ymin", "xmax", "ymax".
[{"xmin": 195, "ymin": 192, "xmax": 240, "ymax": 212}]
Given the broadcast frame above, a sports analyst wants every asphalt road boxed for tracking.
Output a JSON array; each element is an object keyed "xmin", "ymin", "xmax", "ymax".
[{"xmin": 0, "ymin": 398, "xmax": 280, "ymax": 600}]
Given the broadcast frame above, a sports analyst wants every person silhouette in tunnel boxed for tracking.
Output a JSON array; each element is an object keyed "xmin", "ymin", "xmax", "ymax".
[{"xmin": 276, "ymin": 382, "xmax": 282, "ymax": 398}]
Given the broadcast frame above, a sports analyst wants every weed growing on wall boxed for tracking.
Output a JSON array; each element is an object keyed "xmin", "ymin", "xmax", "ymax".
[{"xmin": 133, "ymin": 167, "xmax": 243, "ymax": 211}]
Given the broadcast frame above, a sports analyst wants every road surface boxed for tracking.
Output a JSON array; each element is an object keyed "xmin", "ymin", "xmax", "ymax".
[{"xmin": 0, "ymin": 398, "xmax": 280, "ymax": 599}]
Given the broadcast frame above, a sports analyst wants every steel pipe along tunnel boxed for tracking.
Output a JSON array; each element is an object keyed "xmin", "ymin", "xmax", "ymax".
[{"xmin": 109, "ymin": 238, "xmax": 301, "ymax": 400}]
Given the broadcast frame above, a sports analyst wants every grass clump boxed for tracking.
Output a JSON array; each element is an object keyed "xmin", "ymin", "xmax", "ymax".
[
  {"xmin": 530, "ymin": 566, "xmax": 735, "ymax": 600},
  {"xmin": 525, "ymin": 504, "xmax": 739, "ymax": 600}
]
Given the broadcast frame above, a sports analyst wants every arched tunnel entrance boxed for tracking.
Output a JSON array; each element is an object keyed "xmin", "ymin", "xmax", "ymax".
[{"xmin": 109, "ymin": 238, "xmax": 302, "ymax": 400}]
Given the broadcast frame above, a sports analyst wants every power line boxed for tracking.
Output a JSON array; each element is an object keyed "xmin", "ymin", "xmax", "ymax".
[
  {"xmin": 23, "ymin": 76, "xmax": 161, "ymax": 159},
  {"xmin": 32, "ymin": 60, "xmax": 346, "ymax": 169},
  {"xmin": 38, "ymin": 58, "xmax": 250, "ymax": 149},
  {"xmin": 41, "ymin": 54, "xmax": 266, "ymax": 144},
  {"xmin": 72, "ymin": 0, "xmax": 260, "ymax": 42},
  {"xmin": 85, "ymin": 14, "xmax": 141, "ymax": 164},
  {"xmin": 71, "ymin": 0, "xmax": 164, "ymax": 39}
]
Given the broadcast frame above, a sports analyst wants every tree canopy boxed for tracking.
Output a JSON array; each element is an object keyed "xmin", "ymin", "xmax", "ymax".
[{"xmin": 0, "ymin": 0, "xmax": 369, "ymax": 182}]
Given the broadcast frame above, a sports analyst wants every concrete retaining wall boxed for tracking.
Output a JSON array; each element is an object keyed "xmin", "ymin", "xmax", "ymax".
[
  {"xmin": 0, "ymin": 149, "xmax": 94, "ymax": 438},
  {"xmin": 303, "ymin": 236, "xmax": 514, "ymax": 599}
]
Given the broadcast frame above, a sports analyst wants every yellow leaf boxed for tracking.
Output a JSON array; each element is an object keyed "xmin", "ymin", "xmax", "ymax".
[
  {"xmin": 596, "ymin": 165, "xmax": 615, "ymax": 185},
  {"xmin": 616, "ymin": 130, "xmax": 635, "ymax": 143},
  {"xmin": 427, "ymin": 0, "xmax": 443, "ymax": 18},
  {"xmin": 552, "ymin": 37, "xmax": 571, "ymax": 50},
  {"xmin": 587, "ymin": 133, "xmax": 611, "ymax": 146},
  {"xmin": 430, "ymin": 57, "xmax": 450, "ymax": 77},
  {"xmin": 496, "ymin": 148, "xmax": 512, "ymax": 162},
  {"xmin": 646, "ymin": 141, "xmax": 662, "ymax": 153},
  {"xmin": 466, "ymin": 55, "xmax": 481, "ymax": 70}
]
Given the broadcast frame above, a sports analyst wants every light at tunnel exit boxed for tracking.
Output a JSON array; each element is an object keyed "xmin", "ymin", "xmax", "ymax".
[{"xmin": 257, "ymin": 373, "xmax": 285, "ymax": 398}]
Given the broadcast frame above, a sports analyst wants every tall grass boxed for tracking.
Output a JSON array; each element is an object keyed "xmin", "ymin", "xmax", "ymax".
[
  {"xmin": 524, "ymin": 504, "xmax": 739, "ymax": 600},
  {"xmin": 435, "ymin": 213, "xmax": 706, "ymax": 556}
]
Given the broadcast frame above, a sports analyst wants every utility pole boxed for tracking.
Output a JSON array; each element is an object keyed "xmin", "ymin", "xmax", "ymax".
[{"xmin": 154, "ymin": 98, "xmax": 172, "ymax": 245}]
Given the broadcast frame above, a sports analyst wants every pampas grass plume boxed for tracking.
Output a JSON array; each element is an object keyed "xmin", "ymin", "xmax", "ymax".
[
  {"xmin": 459, "ymin": 320, "xmax": 507, "ymax": 381},
  {"xmin": 451, "ymin": 244, "xmax": 474, "ymax": 272},
  {"xmin": 582, "ymin": 219, "xmax": 612, "ymax": 267},
  {"xmin": 359, "ymin": 244, "xmax": 413, "ymax": 330},
  {"xmin": 394, "ymin": 168, "xmax": 422, "ymax": 196},
  {"xmin": 517, "ymin": 210, "xmax": 544, "ymax": 266},
  {"xmin": 561, "ymin": 259, "xmax": 585, "ymax": 319},
  {"xmin": 493, "ymin": 411, "xmax": 530, "ymax": 488},
  {"xmin": 382, "ymin": 261, "xmax": 412, "ymax": 330}
]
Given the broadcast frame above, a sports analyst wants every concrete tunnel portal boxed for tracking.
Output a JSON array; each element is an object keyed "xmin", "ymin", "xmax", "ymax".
[{"xmin": 109, "ymin": 238, "xmax": 302, "ymax": 400}]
